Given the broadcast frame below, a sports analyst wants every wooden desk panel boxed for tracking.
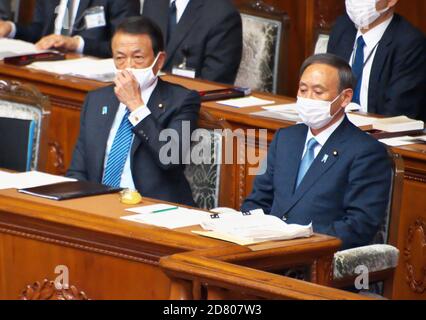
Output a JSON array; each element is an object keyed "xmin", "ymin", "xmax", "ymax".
[{"xmin": 0, "ymin": 189, "xmax": 341, "ymax": 300}]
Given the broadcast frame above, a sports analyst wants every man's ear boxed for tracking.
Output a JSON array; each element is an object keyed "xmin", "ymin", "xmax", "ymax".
[
  {"xmin": 154, "ymin": 51, "xmax": 167, "ymax": 73},
  {"xmin": 341, "ymin": 88, "xmax": 354, "ymax": 108},
  {"xmin": 388, "ymin": 0, "xmax": 399, "ymax": 9}
]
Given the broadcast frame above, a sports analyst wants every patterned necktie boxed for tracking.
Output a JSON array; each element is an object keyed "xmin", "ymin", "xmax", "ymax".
[
  {"xmin": 61, "ymin": 0, "xmax": 75, "ymax": 36},
  {"xmin": 296, "ymin": 138, "xmax": 319, "ymax": 188},
  {"xmin": 167, "ymin": 0, "xmax": 177, "ymax": 45},
  {"xmin": 102, "ymin": 110, "xmax": 133, "ymax": 188},
  {"xmin": 352, "ymin": 36, "xmax": 366, "ymax": 105}
]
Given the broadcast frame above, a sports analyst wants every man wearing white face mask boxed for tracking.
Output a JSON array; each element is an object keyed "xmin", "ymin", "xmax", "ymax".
[
  {"xmin": 67, "ymin": 17, "xmax": 200, "ymax": 206},
  {"xmin": 242, "ymin": 54, "xmax": 392, "ymax": 250},
  {"xmin": 328, "ymin": 0, "xmax": 426, "ymax": 121}
]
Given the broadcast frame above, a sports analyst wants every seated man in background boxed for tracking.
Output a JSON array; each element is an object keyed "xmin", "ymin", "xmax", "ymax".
[
  {"xmin": 142, "ymin": 0, "xmax": 243, "ymax": 85},
  {"xmin": 67, "ymin": 17, "xmax": 200, "ymax": 206},
  {"xmin": 0, "ymin": 0, "xmax": 140, "ymax": 58},
  {"xmin": 327, "ymin": 0, "xmax": 426, "ymax": 121},
  {"xmin": 241, "ymin": 54, "xmax": 392, "ymax": 250}
]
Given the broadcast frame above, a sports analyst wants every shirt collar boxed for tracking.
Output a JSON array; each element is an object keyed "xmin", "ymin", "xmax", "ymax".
[
  {"xmin": 356, "ymin": 14, "xmax": 394, "ymax": 49},
  {"xmin": 306, "ymin": 115, "xmax": 345, "ymax": 148}
]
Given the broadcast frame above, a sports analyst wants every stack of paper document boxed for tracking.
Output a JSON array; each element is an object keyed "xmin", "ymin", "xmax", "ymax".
[
  {"xmin": 0, "ymin": 39, "xmax": 42, "ymax": 60},
  {"xmin": 260, "ymin": 103, "xmax": 301, "ymax": 121},
  {"xmin": 0, "ymin": 171, "xmax": 76, "ymax": 190},
  {"xmin": 217, "ymin": 96, "xmax": 275, "ymax": 108},
  {"xmin": 346, "ymin": 113, "xmax": 379, "ymax": 127},
  {"xmin": 372, "ymin": 116, "xmax": 424, "ymax": 133},
  {"xmin": 121, "ymin": 204, "xmax": 212, "ymax": 229},
  {"xmin": 28, "ymin": 58, "xmax": 116, "ymax": 82},
  {"xmin": 379, "ymin": 135, "xmax": 426, "ymax": 147},
  {"xmin": 196, "ymin": 209, "xmax": 313, "ymax": 245}
]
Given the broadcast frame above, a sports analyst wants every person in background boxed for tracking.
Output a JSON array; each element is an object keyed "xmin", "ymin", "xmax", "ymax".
[
  {"xmin": 327, "ymin": 0, "xmax": 426, "ymax": 121},
  {"xmin": 142, "ymin": 0, "xmax": 243, "ymax": 85},
  {"xmin": 0, "ymin": 0, "xmax": 11, "ymax": 20},
  {"xmin": 0, "ymin": 0, "xmax": 140, "ymax": 58},
  {"xmin": 241, "ymin": 54, "xmax": 392, "ymax": 250}
]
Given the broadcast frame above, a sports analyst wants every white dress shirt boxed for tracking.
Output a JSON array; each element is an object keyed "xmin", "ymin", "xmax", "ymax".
[
  {"xmin": 301, "ymin": 116, "xmax": 345, "ymax": 161},
  {"xmin": 170, "ymin": 0, "xmax": 190, "ymax": 23},
  {"xmin": 103, "ymin": 79, "xmax": 157, "ymax": 189},
  {"xmin": 349, "ymin": 15, "xmax": 394, "ymax": 113}
]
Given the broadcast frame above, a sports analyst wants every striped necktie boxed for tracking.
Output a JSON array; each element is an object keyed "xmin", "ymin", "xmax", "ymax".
[
  {"xmin": 102, "ymin": 110, "xmax": 133, "ymax": 188},
  {"xmin": 296, "ymin": 138, "xmax": 319, "ymax": 188}
]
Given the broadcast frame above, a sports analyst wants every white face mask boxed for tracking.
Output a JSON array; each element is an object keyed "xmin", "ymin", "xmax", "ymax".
[
  {"xmin": 346, "ymin": 0, "xmax": 390, "ymax": 29},
  {"xmin": 297, "ymin": 94, "xmax": 342, "ymax": 130},
  {"xmin": 125, "ymin": 54, "xmax": 160, "ymax": 91}
]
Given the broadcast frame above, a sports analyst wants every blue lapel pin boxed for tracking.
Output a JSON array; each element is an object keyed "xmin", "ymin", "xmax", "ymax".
[
  {"xmin": 102, "ymin": 106, "xmax": 108, "ymax": 115},
  {"xmin": 321, "ymin": 154, "xmax": 329, "ymax": 164}
]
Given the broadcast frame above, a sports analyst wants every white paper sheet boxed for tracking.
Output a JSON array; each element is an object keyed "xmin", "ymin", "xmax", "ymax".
[
  {"xmin": 121, "ymin": 205, "xmax": 212, "ymax": 229},
  {"xmin": 251, "ymin": 110, "xmax": 301, "ymax": 122},
  {"xmin": 217, "ymin": 96, "xmax": 275, "ymax": 108},
  {"xmin": 199, "ymin": 209, "xmax": 313, "ymax": 244},
  {"xmin": 28, "ymin": 58, "xmax": 116, "ymax": 82},
  {"xmin": 0, "ymin": 171, "xmax": 76, "ymax": 190},
  {"xmin": 379, "ymin": 136, "xmax": 426, "ymax": 147},
  {"xmin": 347, "ymin": 113, "xmax": 379, "ymax": 127},
  {"xmin": 0, "ymin": 39, "xmax": 42, "ymax": 59}
]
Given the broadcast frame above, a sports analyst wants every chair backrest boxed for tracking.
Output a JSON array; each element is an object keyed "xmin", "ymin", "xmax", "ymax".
[
  {"xmin": 371, "ymin": 148, "xmax": 404, "ymax": 245},
  {"xmin": 234, "ymin": 2, "xmax": 290, "ymax": 95},
  {"xmin": 184, "ymin": 110, "xmax": 231, "ymax": 210},
  {"xmin": 0, "ymin": 80, "xmax": 51, "ymax": 172}
]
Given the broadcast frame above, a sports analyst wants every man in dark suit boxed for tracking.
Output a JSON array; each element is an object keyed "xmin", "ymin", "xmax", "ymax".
[
  {"xmin": 0, "ymin": 0, "xmax": 11, "ymax": 20},
  {"xmin": 142, "ymin": 0, "xmax": 243, "ymax": 85},
  {"xmin": 242, "ymin": 54, "xmax": 392, "ymax": 250},
  {"xmin": 67, "ymin": 17, "xmax": 200, "ymax": 206},
  {"xmin": 327, "ymin": 0, "xmax": 426, "ymax": 121},
  {"xmin": 0, "ymin": 0, "xmax": 140, "ymax": 57}
]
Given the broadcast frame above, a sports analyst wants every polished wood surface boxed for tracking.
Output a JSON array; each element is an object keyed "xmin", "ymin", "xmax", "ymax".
[
  {"xmin": 160, "ymin": 251, "xmax": 372, "ymax": 300},
  {"xmin": 0, "ymin": 188, "xmax": 341, "ymax": 300}
]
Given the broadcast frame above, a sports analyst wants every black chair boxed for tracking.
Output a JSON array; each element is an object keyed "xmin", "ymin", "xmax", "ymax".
[{"xmin": 0, "ymin": 80, "xmax": 51, "ymax": 172}]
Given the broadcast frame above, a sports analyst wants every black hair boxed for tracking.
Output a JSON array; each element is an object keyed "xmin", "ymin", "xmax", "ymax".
[
  {"xmin": 300, "ymin": 53, "xmax": 355, "ymax": 92},
  {"xmin": 115, "ymin": 16, "xmax": 165, "ymax": 55}
]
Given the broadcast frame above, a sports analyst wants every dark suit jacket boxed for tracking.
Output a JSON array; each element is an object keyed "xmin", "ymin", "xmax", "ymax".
[
  {"xmin": 142, "ymin": 0, "xmax": 243, "ymax": 85},
  {"xmin": 241, "ymin": 117, "xmax": 392, "ymax": 250},
  {"xmin": 15, "ymin": 0, "xmax": 140, "ymax": 58},
  {"xmin": 0, "ymin": 0, "xmax": 11, "ymax": 20},
  {"xmin": 327, "ymin": 14, "xmax": 426, "ymax": 121},
  {"xmin": 67, "ymin": 79, "xmax": 200, "ymax": 206}
]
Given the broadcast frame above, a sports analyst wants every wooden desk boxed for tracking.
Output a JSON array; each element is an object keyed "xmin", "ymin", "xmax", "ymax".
[
  {"xmin": 0, "ymin": 188, "xmax": 340, "ymax": 300},
  {"xmin": 0, "ymin": 63, "xmax": 425, "ymax": 299}
]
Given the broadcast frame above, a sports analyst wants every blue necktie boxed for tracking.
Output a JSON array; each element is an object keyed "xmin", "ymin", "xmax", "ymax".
[
  {"xmin": 296, "ymin": 138, "xmax": 319, "ymax": 188},
  {"xmin": 167, "ymin": 0, "xmax": 177, "ymax": 45},
  {"xmin": 352, "ymin": 36, "xmax": 366, "ymax": 105},
  {"xmin": 102, "ymin": 110, "xmax": 133, "ymax": 188}
]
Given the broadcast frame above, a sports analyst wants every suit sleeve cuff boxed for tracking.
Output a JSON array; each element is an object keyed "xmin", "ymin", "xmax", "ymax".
[
  {"xmin": 7, "ymin": 22, "xmax": 16, "ymax": 38},
  {"xmin": 128, "ymin": 105, "xmax": 151, "ymax": 126},
  {"xmin": 74, "ymin": 35, "xmax": 85, "ymax": 54}
]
